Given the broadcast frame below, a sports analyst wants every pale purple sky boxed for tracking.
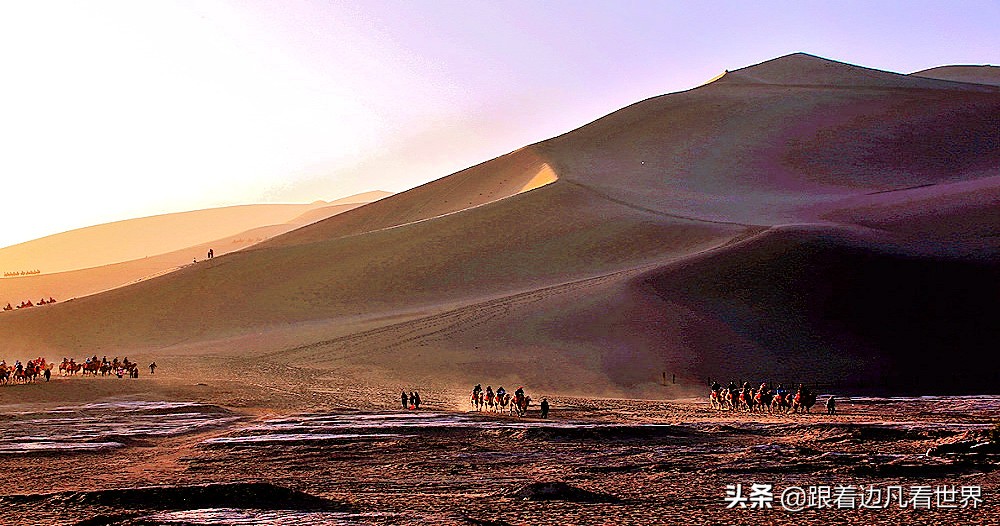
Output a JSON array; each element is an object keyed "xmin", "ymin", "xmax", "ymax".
[{"xmin": 0, "ymin": 0, "xmax": 997, "ymax": 247}]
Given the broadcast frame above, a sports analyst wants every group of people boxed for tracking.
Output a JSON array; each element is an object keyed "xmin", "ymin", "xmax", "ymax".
[
  {"xmin": 0, "ymin": 358, "xmax": 51, "ymax": 384},
  {"xmin": 470, "ymin": 384, "xmax": 548, "ymax": 418},
  {"xmin": 401, "ymin": 390, "xmax": 422, "ymax": 410},
  {"xmin": 3, "ymin": 297, "xmax": 57, "ymax": 311},
  {"xmin": 710, "ymin": 380, "xmax": 829, "ymax": 414}
]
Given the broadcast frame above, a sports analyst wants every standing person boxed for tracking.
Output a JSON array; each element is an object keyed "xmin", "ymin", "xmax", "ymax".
[
  {"xmin": 408, "ymin": 392, "xmax": 416, "ymax": 410},
  {"xmin": 826, "ymin": 396, "xmax": 836, "ymax": 415},
  {"xmin": 401, "ymin": 390, "xmax": 408, "ymax": 410},
  {"xmin": 540, "ymin": 398, "xmax": 549, "ymax": 419},
  {"xmin": 208, "ymin": 248, "xmax": 214, "ymax": 259},
  {"xmin": 413, "ymin": 392, "xmax": 421, "ymax": 410},
  {"xmin": 43, "ymin": 366, "xmax": 51, "ymax": 382},
  {"xmin": 149, "ymin": 362, "xmax": 157, "ymax": 375}
]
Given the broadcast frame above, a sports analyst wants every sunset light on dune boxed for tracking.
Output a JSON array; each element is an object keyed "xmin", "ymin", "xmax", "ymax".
[{"xmin": 0, "ymin": 2, "xmax": 998, "ymax": 524}]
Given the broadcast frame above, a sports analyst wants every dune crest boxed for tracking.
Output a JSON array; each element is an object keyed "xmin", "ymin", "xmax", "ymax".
[{"xmin": 910, "ymin": 64, "xmax": 1000, "ymax": 86}]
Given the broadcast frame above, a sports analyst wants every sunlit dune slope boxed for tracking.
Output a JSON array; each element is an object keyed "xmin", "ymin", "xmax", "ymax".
[
  {"xmin": 0, "ymin": 198, "xmax": 384, "ymax": 275},
  {"xmin": 911, "ymin": 64, "xmax": 1000, "ymax": 87},
  {"xmin": 264, "ymin": 148, "xmax": 560, "ymax": 247},
  {"xmin": 0, "ymin": 200, "xmax": 378, "ymax": 306},
  {"xmin": 1, "ymin": 53, "xmax": 997, "ymax": 395}
]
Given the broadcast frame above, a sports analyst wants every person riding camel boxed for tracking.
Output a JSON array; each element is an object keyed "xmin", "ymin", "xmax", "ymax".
[
  {"xmin": 473, "ymin": 384, "xmax": 482, "ymax": 395},
  {"xmin": 711, "ymin": 381, "xmax": 721, "ymax": 392},
  {"xmin": 486, "ymin": 386, "xmax": 494, "ymax": 403},
  {"xmin": 496, "ymin": 386, "xmax": 506, "ymax": 401},
  {"xmin": 514, "ymin": 386, "xmax": 524, "ymax": 398}
]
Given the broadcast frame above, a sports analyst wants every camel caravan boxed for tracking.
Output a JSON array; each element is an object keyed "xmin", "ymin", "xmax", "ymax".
[
  {"xmin": 58, "ymin": 356, "xmax": 142, "ymax": 379},
  {"xmin": 710, "ymin": 381, "xmax": 820, "ymax": 414},
  {"xmin": 470, "ymin": 384, "xmax": 533, "ymax": 417},
  {"xmin": 3, "ymin": 297, "xmax": 57, "ymax": 311},
  {"xmin": 0, "ymin": 358, "xmax": 51, "ymax": 385},
  {"xmin": 3, "ymin": 269, "xmax": 41, "ymax": 277}
]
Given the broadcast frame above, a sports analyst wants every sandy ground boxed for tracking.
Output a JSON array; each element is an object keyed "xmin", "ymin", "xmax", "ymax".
[{"xmin": 0, "ymin": 361, "xmax": 996, "ymax": 525}]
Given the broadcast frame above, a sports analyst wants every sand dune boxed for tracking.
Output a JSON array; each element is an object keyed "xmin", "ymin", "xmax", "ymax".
[
  {"xmin": 1, "ymin": 53, "xmax": 996, "ymax": 396},
  {"xmin": 0, "ymin": 191, "xmax": 390, "ymax": 275},
  {"xmin": 911, "ymin": 64, "xmax": 1000, "ymax": 86},
  {"xmin": 0, "ymin": 198, "xmax": 382, "ymax": 308}
]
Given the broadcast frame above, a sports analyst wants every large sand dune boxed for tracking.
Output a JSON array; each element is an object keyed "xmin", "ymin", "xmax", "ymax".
[{"xmin": 1, "ymin": 53, "xmax": 996, "ymax": 396}]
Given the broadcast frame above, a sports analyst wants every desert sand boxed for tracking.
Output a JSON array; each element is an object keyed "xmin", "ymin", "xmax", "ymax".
[
  {"xmin": 0, "ymin": 53, "xmax": 997, "ymax": 524},
  {"xmin": 0, "ymin": 192, "xmax": 390, "ymax": 307}
]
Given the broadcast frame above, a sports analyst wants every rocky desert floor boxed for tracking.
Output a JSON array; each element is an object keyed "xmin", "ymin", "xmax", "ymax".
[{"xmin": 0, "ymin": 360, "xmax": 997, "ymax": 526}]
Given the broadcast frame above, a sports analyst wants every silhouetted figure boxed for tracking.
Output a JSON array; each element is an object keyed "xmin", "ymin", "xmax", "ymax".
[
  {"xmin": 208, "ymin": 248, "xmax": 214, "ymax": 259},
  {"xmin": 826, "ymin": 396, "xmax": 836, "ymax": 415},
  {"xmin": 401, "ymin": 390, "xmax": 408, "ymax": 410},
  {"xmin": 149, "ymin": 362, "xmax": 157, "ymax": 375},
  {"xmin": 540, "ymin": 398, "xmax": 549, "ymax": 419},
  {"xmin": 44, "ymin": 368, "xmax": 51, "ymax": 382},
  {"xmin": 408, "ymin": 392, "xmax": 416, "ymax": 409},
  {"xmin": 413, "ymin": 391, "xmax": 421, "ymax": 409}
]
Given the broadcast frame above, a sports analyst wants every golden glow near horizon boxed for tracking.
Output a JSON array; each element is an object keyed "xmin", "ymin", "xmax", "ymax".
[{"xmin": 0, "ymin": 2, "xmax": 378, "ymax": 248}]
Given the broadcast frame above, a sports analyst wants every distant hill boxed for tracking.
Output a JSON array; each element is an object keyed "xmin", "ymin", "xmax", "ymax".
[
  {"xmin": 911, "ymin": 64, "xmax": 1000, "ymax": 86},
  {"xmin": 0, "ymin": 191, "xmax": 391, "ymax": 275},
  {"xmin": 0, "ymin": 192, "xmax": 389, "ymax": 305}
]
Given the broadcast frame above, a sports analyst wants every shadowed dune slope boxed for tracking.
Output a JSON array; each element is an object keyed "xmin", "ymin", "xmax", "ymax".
[
  {"xmin": 640, "ymin": 227, "xmax": 1000, "ymax": 394},
  {"xmin": 0, "ymin": 53, "xmax": 997, "ymax": 395},
  {"xmin": 276, "ymin": 225, "xmax": 997, "ymax": 397},
  {"xmin": 912, "ymin": 65, "xmax": 1000, "ymax": 87}
]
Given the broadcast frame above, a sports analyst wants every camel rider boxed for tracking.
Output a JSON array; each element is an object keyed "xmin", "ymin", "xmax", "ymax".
[
  {"xmin": 496, "ymin": 386, "xmax": 506, "ymax": 400},
  {"xmin": 473, "ymin": 384, "xmax": 482, "ymax": 395},
  {"xmin": 727, "ymin": 381, "xmax": 738, "ymax": 393},
  {"xmin": 514, "ymin": 386, "xmax": 524, "ymax": 398},
  {"xmin": 486, "ymin": 386, "xmax": 494, "ymax": 401},
  {"xmin": 711, "ymin": 381, "xmax": 721, "ymax": 392}
]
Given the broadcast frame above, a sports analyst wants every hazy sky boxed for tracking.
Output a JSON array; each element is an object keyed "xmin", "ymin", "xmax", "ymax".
[{"xmin": 1, "ymin": 0, "xmax": 997, "ymax": 248}]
